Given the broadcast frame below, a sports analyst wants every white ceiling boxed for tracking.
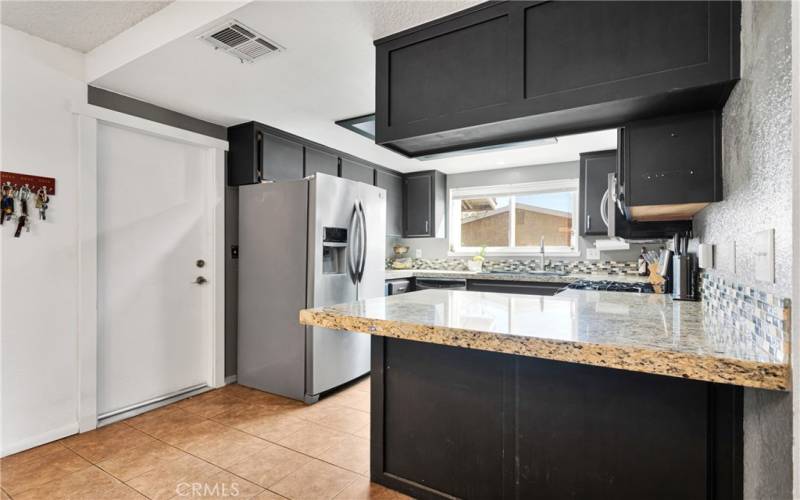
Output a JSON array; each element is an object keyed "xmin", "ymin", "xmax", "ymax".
[
  {"xmin": 90, "ymin": 1, "xmax": 617, "ymax": 174},
  {"xmin": 1, "ymin": 1, "xmax": 172, "ymax": 53}
]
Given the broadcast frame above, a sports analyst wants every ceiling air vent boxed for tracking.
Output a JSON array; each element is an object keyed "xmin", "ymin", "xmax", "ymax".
[{"xmin": 200, "ymin": 20, "xmax": 283, "ymax": 63}]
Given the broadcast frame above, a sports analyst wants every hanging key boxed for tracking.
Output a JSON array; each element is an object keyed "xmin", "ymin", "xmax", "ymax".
[
  {"xmin": 35, "ymin": 187, "xmax": 49, "ymax": 221},
  {"xmin": 1, "ymin": 183, "xmax": 14, "ymax": 225},
  {"xmin": 14, "ymin": 186, "xmax": 30, "ymax": 238}
]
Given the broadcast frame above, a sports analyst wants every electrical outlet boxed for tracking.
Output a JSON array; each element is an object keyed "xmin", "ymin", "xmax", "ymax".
[
  {"xmin": 754, "ymin": 229, "xmax": 775, "ymax": 283},
  {"xmin": 586, "ymin": 248, "xmax": 600, "ymax": 260},
  {"xmin": 415, "ymin": 249, "xmax": 422, "ymax": 258}
]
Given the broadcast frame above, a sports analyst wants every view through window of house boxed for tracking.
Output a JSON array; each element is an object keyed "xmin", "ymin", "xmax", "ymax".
[{"xmin": 451, "ymin": 181, "xmax": 578, "ymax": 254}]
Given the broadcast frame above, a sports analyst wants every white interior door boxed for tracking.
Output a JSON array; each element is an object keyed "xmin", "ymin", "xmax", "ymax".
[{"xmin": 97, "ymin": 123, "xmax": 211, "ymax": 416}]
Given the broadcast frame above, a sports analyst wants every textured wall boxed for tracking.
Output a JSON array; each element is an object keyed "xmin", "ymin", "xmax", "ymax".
[
  {"xmin": 693, "ymin": 2, "xmax": 793, "ymax": 499},
  {"xmin": 694, "ymin": 1, "xmax": 792, "ymax": 299}
]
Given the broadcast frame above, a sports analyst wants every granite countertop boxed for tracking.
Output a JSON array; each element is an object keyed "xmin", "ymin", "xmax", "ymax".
[
  {"xmin": 385, "ymin": 269, "xmax": 648, "ymax": 284},
  {"xmin": 300, "ymin": 289, "xmax": 790, "ymax": 391}
]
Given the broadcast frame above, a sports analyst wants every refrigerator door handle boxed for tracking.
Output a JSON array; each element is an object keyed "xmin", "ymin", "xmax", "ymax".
[
  {"xmin": 347, "ymin": 204, "xmax": 359, "ymax": 285},
  {"xmin": 356, "ymin": 201, "xmax": 367, "ymax": 282}
]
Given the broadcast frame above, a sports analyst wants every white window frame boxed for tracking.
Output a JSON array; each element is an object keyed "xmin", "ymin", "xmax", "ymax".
[{"xmin": 449, "ymin": 179, "xmax": 580, "ymax": 257}]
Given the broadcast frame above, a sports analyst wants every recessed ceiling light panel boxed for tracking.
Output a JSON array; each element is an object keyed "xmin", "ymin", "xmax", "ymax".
[
  {"xmin": 199, "ymin": 20, "xmax": 283, "ymax": 63},
  {"xmin": 418, "ymin": 137, "xmax": 558, "ymax": 161}
]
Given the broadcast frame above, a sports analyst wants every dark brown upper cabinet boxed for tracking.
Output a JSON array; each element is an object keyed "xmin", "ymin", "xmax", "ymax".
[
  {"xmin": 375, "ymin": 1, "xmax": 740, "ymax": 158},
  {"xmin": 620, "ymin": 110, "xmax": 722, "ymax": 222},
  {"xmin": 403, "ymin": 170, "xmax": 446, "ymax": 238},
  {"xmin": 375, "ymin": 170, "xmax": 404, "ymax": 237},
  {"xmin": 341, "ymin": 158, "xmax": 376, "ymax": 185},
  {"xmin": 579, "ymin": 150, "xmax": 617, "ymax": 236},
  {"xmin": 228, "ymin": 122, "xmax": 303, "ymax": 185},
  {"xmin": 304, "ymin": 147, "xmax": 339, "ymax": 178}
]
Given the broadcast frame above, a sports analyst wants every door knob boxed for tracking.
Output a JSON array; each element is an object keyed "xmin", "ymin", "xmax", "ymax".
[{"xmin": 193, "ymin": 276, "xmax": 208, "ymax": 285}]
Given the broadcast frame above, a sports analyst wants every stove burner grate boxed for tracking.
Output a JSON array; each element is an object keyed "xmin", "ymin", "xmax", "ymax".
[{"xmin": 567, "ymin": 279, "xmax": 655, "ymax": 293}]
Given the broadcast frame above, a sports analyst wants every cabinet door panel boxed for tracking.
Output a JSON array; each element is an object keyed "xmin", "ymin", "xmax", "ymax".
[
  {"xmin": 341, "ymin": 158, "xmax": 375, "ymax": 185},
  {"xmin": 304, "ymin": 147, "xmax": 338, "ymax": 178},
  {"xmin": 382, "ymin": 338, "xmax": 506, "ymax": 499},
  {"xmin": 376, "ymin": 170, "xmax": 403, "ymax": 237},
  {"xmin": 404, "ymin": 174, "xmax": 432, "ymax": 237},
  {"xmin": 625, "ymin": 110, "xmax": 721, "ymax": 206},
  {"xmin": 388, "ymin": 14, "xmax": 511, "ymax": 127},
  {"xmin": 516, "ymin": 359, "xmax": 710, "ymax": 500},
  {"xmin": 580, "ymin": 151, "xmax": 617, "ymax": 236},
  {"xmin": 466, "ymin": 280, "xmax": 564, "ymax": 296},
  {"xmin": 261, "ymin": 132, "xmax": 303, "ymax": 181},
  {"xmin": 525, "ymin": 1, "xmax": 710, "ymax": 99}
]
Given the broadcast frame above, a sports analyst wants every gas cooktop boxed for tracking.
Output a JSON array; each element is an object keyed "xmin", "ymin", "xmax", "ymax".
[{"xmin": 567, "ymin": 279, "xmax": 655, "ymax": 294}]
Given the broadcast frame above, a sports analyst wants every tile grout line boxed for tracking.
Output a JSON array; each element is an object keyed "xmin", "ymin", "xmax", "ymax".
[
  {"xmin": 2, "ymin": 383, "xmax": 373, "ymax": 500},
  {"xmin": 117, "ymin": 394, "xmax": 366, "ymax": 496}
]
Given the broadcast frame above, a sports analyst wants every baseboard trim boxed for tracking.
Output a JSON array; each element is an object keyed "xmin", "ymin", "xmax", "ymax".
[
  {"xmin": 1, "ymin": 422, "xmax": 79, "ymax": 457},
  {"xmin": 225, "ymin": 375, "xmax": 238, "ymax": 384}
]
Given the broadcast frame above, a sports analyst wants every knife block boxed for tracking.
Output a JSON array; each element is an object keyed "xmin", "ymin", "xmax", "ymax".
[{"xmin": 648, "ymin": 263, "xmax": 667, "ymax": 294}]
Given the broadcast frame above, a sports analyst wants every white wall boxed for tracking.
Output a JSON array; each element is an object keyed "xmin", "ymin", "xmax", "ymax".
[{"xmin": 1, "ymin": 26, "xmax": 87, "ymax": 455}]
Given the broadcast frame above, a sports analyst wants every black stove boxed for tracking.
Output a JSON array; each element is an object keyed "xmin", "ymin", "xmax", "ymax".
[{"xmin": 567, "ymin": 279, "xmax": 655, "ymax": 293}]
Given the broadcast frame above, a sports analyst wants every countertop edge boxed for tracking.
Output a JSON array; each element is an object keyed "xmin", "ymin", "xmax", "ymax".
[{"xmin": 299, "ymin": 309, "xmax": 791, "ymax": 391}]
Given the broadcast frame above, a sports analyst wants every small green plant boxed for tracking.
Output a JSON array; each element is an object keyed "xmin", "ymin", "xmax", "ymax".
[{"xmin": 473, "ymin": 246, "xmax": 486, "ymax": 262}]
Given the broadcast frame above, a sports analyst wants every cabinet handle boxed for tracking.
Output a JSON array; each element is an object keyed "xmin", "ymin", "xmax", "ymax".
[
  {"xmin": 425, "ymin": 220, "xmax": 429, "ymax": 234},
  {"xmin": 256, "ymin": 131, "xmax": 264, "ymax": 182},
  {"xmin": 586, "ymin": 214, "xmax": 591, "ymax": 230}
]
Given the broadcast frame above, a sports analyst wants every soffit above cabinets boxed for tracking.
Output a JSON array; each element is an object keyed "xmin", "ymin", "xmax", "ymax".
[{"xmin": 88, "ymin": 0, "xmax": 618, "ymax": 174}]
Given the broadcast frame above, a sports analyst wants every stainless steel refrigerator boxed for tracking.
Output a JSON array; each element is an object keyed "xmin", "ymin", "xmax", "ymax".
[{"xmin": 237, "ymin": 173, "xmax": 386, "ymax": 403}]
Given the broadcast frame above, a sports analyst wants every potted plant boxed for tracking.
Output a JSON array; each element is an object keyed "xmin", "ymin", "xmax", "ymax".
[{"xmin": 467, "ymin": 247, "xmax": 486, "ymax": 272}]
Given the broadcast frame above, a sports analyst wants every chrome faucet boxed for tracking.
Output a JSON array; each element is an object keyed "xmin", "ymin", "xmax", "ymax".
[{"xmin": 539, "ymin": 236, "xmax": 546, "ymax": 270}]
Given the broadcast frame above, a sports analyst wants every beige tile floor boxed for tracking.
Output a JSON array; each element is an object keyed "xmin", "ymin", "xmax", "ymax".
[{"xmin": 0, "ymin": 377, "xmax": 410, "ymax": 500}]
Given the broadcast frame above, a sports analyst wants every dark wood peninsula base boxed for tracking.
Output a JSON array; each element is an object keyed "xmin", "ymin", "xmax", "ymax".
[{"xmin": 370, "ymin": 336, "xmax": 743, "ymax": 500}]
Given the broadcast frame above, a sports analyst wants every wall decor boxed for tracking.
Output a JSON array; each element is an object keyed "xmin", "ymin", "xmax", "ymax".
[{"xmin": 0, "ymin": 171, "xmax": 56, "ymax": 238}]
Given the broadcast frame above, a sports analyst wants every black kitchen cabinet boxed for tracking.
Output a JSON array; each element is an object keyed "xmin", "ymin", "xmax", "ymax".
[
  {"xmin": 341, "ymin": 158, "xmax": 375, "ymax": 185},
  {"xmin": 304, "ymin": 147, "xmax": 339, "ymax": 178},
  {"xmin": 375, "ymin": 1, "xmax": 740, "ymax": 157},
  {"xmin": 620, "ymin": 110, "xmax": 722, "ymax": 221},
  {"xmin": 466, "ymin": 280, "xmax": 565, "ymax": 296},
  {"xmin": 373, "ymin": 337, "xmax": 743, "ymax": 500},
  {"xmin": 376, "ymin": 170, "xmax": 403, "ymax": 237},
  {"xmin": 227, "ymin": 122, "xmax": 303, "ymax": 185},
  {"xmin": 579, "ymin": 150, "xmax": 617, "ymax": 236},
  {"xmin": 403, "ymin": 170, "xmax": 446, "ymax": 238}
]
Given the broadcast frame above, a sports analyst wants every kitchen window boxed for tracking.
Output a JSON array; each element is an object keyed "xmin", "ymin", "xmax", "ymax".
[{"xmin": 449, "ymin": 179, "xmax": 579, "ymax": 256}]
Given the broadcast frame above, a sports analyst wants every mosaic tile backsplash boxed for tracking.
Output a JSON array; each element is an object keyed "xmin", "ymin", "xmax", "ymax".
[
  {"xmin": 701, "ymin": 273, "xmax": 791, "ymax": 358},
  {"xmin": 388, "ymin": 257, "xmax": 644, "ymax": 275}
]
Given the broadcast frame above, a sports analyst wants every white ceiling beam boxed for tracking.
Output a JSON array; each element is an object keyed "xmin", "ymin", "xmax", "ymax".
[{"xmin": 86, "ymin": 0, "xmax": 252, "ymax": 83}]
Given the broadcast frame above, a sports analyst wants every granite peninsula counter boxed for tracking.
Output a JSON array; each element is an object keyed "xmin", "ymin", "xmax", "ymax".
[
  {"xmin": 300, "ymin": 289, "xmax": 789, "ymax": 391},
  {"xmin": 300, "ymin": 288, "xmax": 786, "ymax": 499}
]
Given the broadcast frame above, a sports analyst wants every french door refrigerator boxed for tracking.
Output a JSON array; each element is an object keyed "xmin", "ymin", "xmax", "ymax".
[{"xmin": 238, "ymin": 173, "xmax": 386, "ymax": 403}]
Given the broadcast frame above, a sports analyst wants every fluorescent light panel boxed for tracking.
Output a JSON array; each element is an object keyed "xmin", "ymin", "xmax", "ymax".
[{"xmin": 418, "ymin": 137, "xmax": 558, "ymax": 161}]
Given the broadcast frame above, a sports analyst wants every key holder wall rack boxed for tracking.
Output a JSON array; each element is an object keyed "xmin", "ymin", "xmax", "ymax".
[
  {"xmin": 0, "ymin": 171, "xmax": 56, "ymax": 194},
  {"xmin": 1, "ymin": 171, "xmax": 56, "ymax": 238}
]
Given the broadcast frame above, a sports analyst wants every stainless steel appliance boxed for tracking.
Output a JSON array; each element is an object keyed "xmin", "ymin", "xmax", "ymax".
[
  {"xmin": 671, "ymin": 232, "xmax": 698, "ymax": 301},
  {"xmin": 237, "ymin": 173, "xmax": 386, "ymax": 403},
  {"xmin": 386, "ymin": 278, "xmax": 412, "ymax": 296},
  {"xmin": 602, "ymin": 173, "xmax": 692, "ymax": 241}
]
